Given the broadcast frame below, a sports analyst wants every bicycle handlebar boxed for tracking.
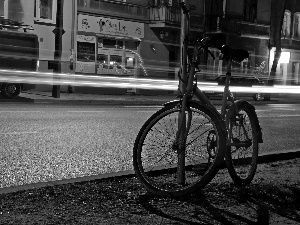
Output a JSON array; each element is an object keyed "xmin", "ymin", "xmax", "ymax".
[{"xmin": 200, "ymin": 37, "xmax": 249, "ymax": 62}]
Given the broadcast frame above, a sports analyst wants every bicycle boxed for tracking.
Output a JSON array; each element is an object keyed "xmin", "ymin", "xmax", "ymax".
[{"xmin": 133, "ymin": 1, "xmax": 263, "ymax": 197}]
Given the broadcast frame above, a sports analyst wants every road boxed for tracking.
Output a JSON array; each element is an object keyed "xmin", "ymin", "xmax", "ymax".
[{"xmin": 0, "ymin": 103, "xmax": 300, "ymax": 188}]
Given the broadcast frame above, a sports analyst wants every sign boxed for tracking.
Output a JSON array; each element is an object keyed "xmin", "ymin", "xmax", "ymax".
[
  {"xmin": 76, "ymin": 35, "xmax": 96, "ymax": 73},
  {"xmin": 78, "ymin": 14, "xmax": 144, "ymax": 39}
]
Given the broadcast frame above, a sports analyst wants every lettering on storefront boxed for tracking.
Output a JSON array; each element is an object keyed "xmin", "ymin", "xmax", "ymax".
[{"xmin": 78, "ymin": 14, "xmax": 144, "ymax": 39}]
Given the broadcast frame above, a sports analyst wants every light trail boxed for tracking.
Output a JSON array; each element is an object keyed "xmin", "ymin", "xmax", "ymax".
[{"xmin": 1, "ymin": 69, "xmax": 300, "ymax": 94}]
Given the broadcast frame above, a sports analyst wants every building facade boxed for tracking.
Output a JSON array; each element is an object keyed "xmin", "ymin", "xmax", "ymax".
[
  {"xmin": 0, "ymin": 0, "xmax": 204, "ymax": 95},
  {"xmin": 203, "ymin": 0, "xmax": 300, "ymax": 85},
  {"xmin": 1, "ymin": 0, "xmax": 299, "ymax": 95}
]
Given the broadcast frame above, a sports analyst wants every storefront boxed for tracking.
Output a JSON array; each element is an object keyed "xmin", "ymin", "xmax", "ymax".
[{"xmin": 76, "ymin": 14, "xmax": 144, "ymax": 78}]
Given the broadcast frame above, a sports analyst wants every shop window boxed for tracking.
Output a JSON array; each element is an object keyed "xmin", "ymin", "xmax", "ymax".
[
  {"xmin": 282, "ymin": 10, "xmax": 291, "ymax": 37},
  {"xmin": 116, "ymin": 40, "xmax": 124, "ymax": 49},
  {"xmin": 125, "ymin": 56, "xmax": 135, "ymax": 69},
  {"xmin": 244, "ymin": 0, "xmax": 257, "ymax": 22},
  {"xmin": 125, "ymin": 41, "xmax": 138, "ymax": 50},
  {"xmin": 35, "ymin": 0, "xmax": 57, "ymax": 24},
  {"xmin": 293, "ymin": 13, "xmax": 300, "ymax": 39},
  {"xmin": 110, "ymin": 55, "xmax": 122, "ymax": 69},
  {"xmin": 97, "ymin": 54, "xmax": 109, "ymax": 69},
  {"xmin": 103, "ymin": 39, "xmax": 117, "ymax": 48},
  {"xmin": 98, "ymin": 39, "xmax": 103, "ymax": 48}
]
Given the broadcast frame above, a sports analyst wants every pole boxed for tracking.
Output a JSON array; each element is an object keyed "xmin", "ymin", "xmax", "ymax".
[
  {"xmin": 177, "ymin": 0, "xmax": 188, "ymax": 185},
  {"xmin": 52, "ymin": 0, "xmax": 65, "ymax": 98},
  {"xmin": 265, "ymin": 0, "xmax": 287, "ymax": 100}
]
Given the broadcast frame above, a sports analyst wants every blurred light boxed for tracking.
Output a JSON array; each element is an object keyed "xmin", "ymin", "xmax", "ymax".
[
  {"xmin": 270, "ymin": 48, "xmax": 291, "ymax": 64},
  {"xmin": 279, "ymin": 52, "xmax": 290, "ymax": 64},
  {"xmin": 0, "ymin": 69, "xmax": 300, "ymax": 94}
]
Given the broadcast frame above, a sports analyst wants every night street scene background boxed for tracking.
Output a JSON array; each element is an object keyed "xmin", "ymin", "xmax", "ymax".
[{"xmin": 0, "ymin": 0, "xmax": 299, "ymax": 224}]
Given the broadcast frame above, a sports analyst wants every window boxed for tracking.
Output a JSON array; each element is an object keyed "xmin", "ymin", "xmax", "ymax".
[
  {"xmin": 103, "ymin": 39, "xmax": 117, "ymax": 48},
  {"xmin": 110, "ymin": 55, "xmax": 122, "ymax": 69},
  {"xmin": 244, "ymin": 0, "xmax": 257, "ymax": 22},
  {"xmin": 125, "ymin": 56, "xmax": 135, "ymax": 69},
  {"xmin": 293, "ymin": 13, "xmax": 300, "ymax": 39},
  {"xmin": 125, "ymin": 41, "xmax": 138, "ymax": 50},
  {"xmin": 35, "ymin": 0, "xmax": 57, "ymax": 24},
  {"xmin": 282, "ymin": 10, "xmax": 291, "ymax": 37},
  {"xmin": 97, "ymin": 54, "xmax": 109, "ymax": 69}
]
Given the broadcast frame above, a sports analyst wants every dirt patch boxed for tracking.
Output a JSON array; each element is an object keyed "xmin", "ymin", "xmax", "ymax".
[{"xmin": 0, "ymin": 158, "xmax": 299, "ymax": 224}]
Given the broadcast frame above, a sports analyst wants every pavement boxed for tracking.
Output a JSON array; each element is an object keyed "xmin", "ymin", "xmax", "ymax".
[
  {"xmin": 4, "ymin": 90, "xmax": 177, "ymax": 105},
  {"xmin": 0, "ymin": 90, "xmax": 299, "ymax": 224}
]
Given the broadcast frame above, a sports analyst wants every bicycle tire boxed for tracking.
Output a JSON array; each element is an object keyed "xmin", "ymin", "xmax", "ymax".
[
  {"xmin": 133, "ymin": 101, "xmax": 226, "ymax": 197},
  {"xmin": 225, "ymin": 101, "xmax": 259, "ymax": 185}
]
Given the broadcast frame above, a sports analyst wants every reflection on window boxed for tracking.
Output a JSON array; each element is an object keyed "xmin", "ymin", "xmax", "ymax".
[
  {"xmin": 36, "ymin": 0, "xmax": 57, "ymax": 23},
  {"xmin": 116, "ymin": 40, "xmax": 124, "ymax": 49},
  {"xmin": 282, "ymin": 10, "xmax": 291, "ymax": 37},
  {"xmin": 110, "ymin": 55, "xmax": 122, "ymax": 69},
  {"xmin": 40, "ymin": 0, "xmax": 53, "ymax": 19},
  {"xmin": 294, "ymin": 13, "xmax": 300, "ymax": 39},
  {"xmin": 97, "ymin": 54, "xmax": 109, "ymax": 69},
  {"xmin": 125, "ymin": 56, "xmax": 135, "ymax": 69},
  {"xmin": 244, "ymin": 0, "xmax": 257, "ymax": 22},
  {"xmin": 125, "ymin": 41, "xmax": 138, "ymax": 50},
  {"xmin": 103, "ymin": 39, "xmax": 116, "ymax": 48}
]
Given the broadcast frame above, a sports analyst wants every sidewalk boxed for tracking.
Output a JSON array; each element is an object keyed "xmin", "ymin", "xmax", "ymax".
[
  {"xmin": 1, "ymin": 90, "xmax": 300, "ymax": 105},
  {"xmin": 0, "ymin": 157, "xmax": 299, "ymax": 224}
]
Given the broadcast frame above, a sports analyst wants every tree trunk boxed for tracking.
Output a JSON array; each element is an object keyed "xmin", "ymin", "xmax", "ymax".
[{"xmin": 265, "ymin": 0, "xmax": 287, "ymax": 100}]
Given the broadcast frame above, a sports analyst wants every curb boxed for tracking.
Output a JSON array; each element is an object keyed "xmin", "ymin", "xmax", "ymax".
[{"xmin": 1, "ymin": 149, "xmax": 300, "ymax": 195}]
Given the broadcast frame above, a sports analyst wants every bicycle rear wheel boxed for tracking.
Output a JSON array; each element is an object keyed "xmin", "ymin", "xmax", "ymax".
[
  {"xmin": 133, "ymin": 101, "xmax": 226, "ymax": 197},
  {"xmin": 226, "ymin": 101, "xmax": 259, "ymax": 185}
]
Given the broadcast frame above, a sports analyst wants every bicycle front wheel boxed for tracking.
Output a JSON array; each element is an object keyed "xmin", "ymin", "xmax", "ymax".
[
  {"xmin": 226, "ymin": 101, "xmax": 259, "ymax": 185},
  {"xmin": 133, "ymin": 101, "xmax": 226, "ymax": 197}
]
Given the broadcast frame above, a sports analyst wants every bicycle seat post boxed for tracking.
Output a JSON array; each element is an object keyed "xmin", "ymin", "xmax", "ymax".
[
  {"xmin": 221, "ymin": 59, "xmax": 232, "ymax": 118},
  {"xmin": 179, "ymin": 0, "xmax": 189, "ymax": 95}
]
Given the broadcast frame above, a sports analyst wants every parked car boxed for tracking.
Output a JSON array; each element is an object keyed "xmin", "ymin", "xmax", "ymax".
[{"xmin": 204, "ymin": 75, "xmax": 265, "ymax": 101}]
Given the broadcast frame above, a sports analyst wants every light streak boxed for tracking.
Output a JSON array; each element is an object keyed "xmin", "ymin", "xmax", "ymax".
[{"xmin": 0, "ymin": 69, "xmax": 300, "ymax": 94}]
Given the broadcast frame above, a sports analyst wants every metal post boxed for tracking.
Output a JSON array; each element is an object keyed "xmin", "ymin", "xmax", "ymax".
[
  {"xmin": 52, "ymin": 0, "xmax": 65, "ymax": 98},
  {"xmin": 177, "ymin": 0, "xmax": 189, "ymax": 185}
]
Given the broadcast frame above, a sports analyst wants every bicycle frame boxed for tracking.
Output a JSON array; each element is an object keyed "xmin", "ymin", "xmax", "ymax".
[
  {"xmin": 133, "ymin": 2, "xmax": 261, "ymax": 195},
  {"xmin": 176, "ymin": 1, "xmax": 238, "ymax": 184}
]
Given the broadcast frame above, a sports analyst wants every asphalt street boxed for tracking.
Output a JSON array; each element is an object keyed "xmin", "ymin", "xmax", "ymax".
[{"xmin": 0, "ymin": 103, "xmax": 300, "ymax": 189}]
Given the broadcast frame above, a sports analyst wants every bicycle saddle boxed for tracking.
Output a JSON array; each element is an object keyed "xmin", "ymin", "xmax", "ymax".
[{"xmin": 220, "ymin": 45, "xmax": 249, "ymax": 62}]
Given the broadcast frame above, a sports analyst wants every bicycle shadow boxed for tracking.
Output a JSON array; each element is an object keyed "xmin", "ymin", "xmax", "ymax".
[{"xmin": 138, "ymin": 182, "xmax": 300, "ymax": 224}]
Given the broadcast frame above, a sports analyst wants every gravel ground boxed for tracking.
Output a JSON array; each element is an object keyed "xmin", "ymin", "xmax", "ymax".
[{"xmin": 0, "ymin": 158, "xmax": 299, "ymax": 225}]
